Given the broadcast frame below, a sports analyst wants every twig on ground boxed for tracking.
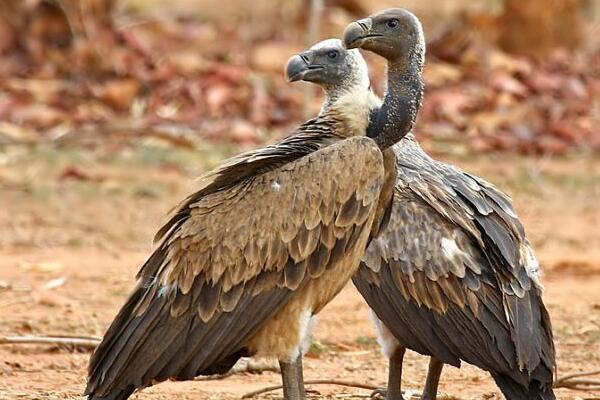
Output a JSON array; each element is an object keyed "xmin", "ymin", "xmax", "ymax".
[
  {"xmin": 0, "ymin": 297, "xmax": 32, "ymax": 308},
  {"xmin": 241, "ymin": 380, "xmax": 381, "ymax": 399},
  {"xmin": 0, "ymin": 335, "xmax": 100, "ymax": 349},
  {"xmin": 555, "ymin": 369, "xmax": 600, "ymax": 391},
  {"xmin": 556, "ymin": 369, "xmax": 600, "ymax": 383}
]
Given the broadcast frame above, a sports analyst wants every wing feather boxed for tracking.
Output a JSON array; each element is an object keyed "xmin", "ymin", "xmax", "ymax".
[
  {"xmin": 87, "ymin": 136, "xmax": 384, "ymax": 398},
  {"xmin": 356, "ymin": 138, "xmax": 554, "ymax": 390}
]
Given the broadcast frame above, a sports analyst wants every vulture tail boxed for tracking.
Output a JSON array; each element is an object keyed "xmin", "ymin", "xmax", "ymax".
[
  {"xmin": 492, "ymin": 373, "xmax": 556, "ymax": 400},
  {"xmin": 88, "ymin": 386, "xmax": 135, "ymax": 400}
]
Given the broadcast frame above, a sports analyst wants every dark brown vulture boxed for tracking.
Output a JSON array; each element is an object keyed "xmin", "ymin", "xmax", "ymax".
[
  {"xmin": 344, "ymin": 8, "xmax": 556, "ymax": 400},
  {"xmin": 84, "ymin": 39, "xmax": 405, "ymax": 400}
]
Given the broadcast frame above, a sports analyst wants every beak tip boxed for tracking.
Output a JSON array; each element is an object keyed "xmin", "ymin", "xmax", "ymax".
[
  {"xmin": 343, "ymin": 20, "xmax": 369, "ymax": 49},
  {"xmin": 285, "ymin": 54, "xmax": 307, "ymax": 83}
]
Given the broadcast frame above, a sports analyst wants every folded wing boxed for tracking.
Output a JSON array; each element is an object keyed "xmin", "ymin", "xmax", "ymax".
[{"xmin": 87, "ymin": 136, "xmax": 384, "ymax": 399}]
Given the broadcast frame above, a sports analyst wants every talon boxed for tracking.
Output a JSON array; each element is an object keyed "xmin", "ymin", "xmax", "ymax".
[{"xmin": 370, "ymin": 388, "xmax": 387, "ymax": 399}]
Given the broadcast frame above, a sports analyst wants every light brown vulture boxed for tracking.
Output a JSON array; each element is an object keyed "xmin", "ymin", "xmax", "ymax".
[
  {"xmin": 343, "ymin": 8, "xmax": 556, "ymax": 400},
  {"xmin": 85, "ymin": 39, "xmax": 407, "ymax": 400}
]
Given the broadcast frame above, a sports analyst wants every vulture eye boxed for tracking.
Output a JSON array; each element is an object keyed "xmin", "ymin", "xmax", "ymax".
[
  {"xmin": 386, "ymin": 18, "xmax": 400, "ymax": 29},
  {"xmin": 327, "ymin": 50, "xmax": 339, "ymax": 60}
]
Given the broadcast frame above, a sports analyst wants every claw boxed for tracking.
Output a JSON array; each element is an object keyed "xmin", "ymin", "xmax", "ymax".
[{"xmin": 370, "ymin": 388, "xmax": 387, "ymax": 400}]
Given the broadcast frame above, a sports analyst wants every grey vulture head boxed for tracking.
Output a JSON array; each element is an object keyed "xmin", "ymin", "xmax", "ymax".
[
  {"xmin": 343, "ymin": 8, "xmax": 425, "ymax": 64},
  {"xmin": 342, "ymin": 8, "xmax": 425, "ymax": 150},
  {"xmin": 285, "ymin": 38, "xmax": 369, "ymax": 92}
]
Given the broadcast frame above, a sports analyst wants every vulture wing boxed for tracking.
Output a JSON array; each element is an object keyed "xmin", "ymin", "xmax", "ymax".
[
  {"xmin": 86, "ymin": 135, "xmax": 384, "ymax": 399},
  {"xmin": 355, "ymin": 153, "xmax": 554, "ymax": 389}
]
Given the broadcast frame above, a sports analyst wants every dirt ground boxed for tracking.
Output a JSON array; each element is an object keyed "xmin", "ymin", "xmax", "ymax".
[{"xmin": 0, "ymin": 143, "xmax": 599, "ymax": 400}]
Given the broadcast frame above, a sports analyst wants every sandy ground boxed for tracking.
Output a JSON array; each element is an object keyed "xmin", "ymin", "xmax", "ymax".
[{"xmin": 0, "ymin": 145, "xmax": 599, "ymax": 400}]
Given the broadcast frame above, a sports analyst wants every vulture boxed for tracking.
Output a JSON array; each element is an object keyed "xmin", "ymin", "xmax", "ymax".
[
  {"xmin": 85, "ymin": 39, "xmax": 406, "ymax": 400},
  {"xmin": 343, "ymin": 8, "xmax": 556, "ymax": 400}
]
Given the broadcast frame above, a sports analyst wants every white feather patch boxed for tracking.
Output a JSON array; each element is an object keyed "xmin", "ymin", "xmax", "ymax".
[
  {"xmin": 520, "ymin": 242, "xmax": 543, "ymax": 289},
  {"xmin": 299, "ymin": 315, "xmax": 318, "ymax": 357},
  {"xmin": 440, "ymin": 237, "xmax": 467, "ymax": 260},
  {"xmin": 288, "ymin": 309, "xmax": 316, "ymax": 361},
  {"xmin": 370, "ymin": 309, "xmax": 399, "ymax": 359},
  {"xmin": 158, "ymin": 283, "xmax": 176, "ymax": 298}
]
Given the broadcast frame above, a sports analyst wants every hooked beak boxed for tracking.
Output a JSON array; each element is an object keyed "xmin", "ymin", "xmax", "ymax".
[
  {"xmin": 285, "ymin": 54, "xmax": 308, "ymax": 82},
  {"xmin": 285, "ymin": 52, "xmax": 323, "ymax": 83},
  {"xmin": 343, "ymin": 18, "xmax": 380, "ymax": 49}
]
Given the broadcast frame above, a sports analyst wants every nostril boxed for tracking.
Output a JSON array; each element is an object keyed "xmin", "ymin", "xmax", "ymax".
[
  {"xmin": 300, "ymin": 54, "xmax": 310, "ymax": 64},
  {"xmin": 357, "ymin": 18, "xmax": 372, "ymax": 31}
]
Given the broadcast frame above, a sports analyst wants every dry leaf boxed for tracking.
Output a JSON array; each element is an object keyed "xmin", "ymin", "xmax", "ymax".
[
  {"xmin": 100, "ymin": 79, "xmax": 142, "ymax": 110},
  {"xmin": 205, "ymin": 83, "xmax": 233, "ymax": 115},
  {"xmin": 45, "ymin": 276, "xmax": 68, "ymax": 290},
  {"xmin": 490, "ymin": 72, "xmax": 528, "ymax": 97},
  {"xmin": 423, "ymin": 62, "xmax": 463, "ymax": 87},
  {"xmin": 12, "ymin": 104, "xmax": 65, "ymax": 128},
  {"xmin": 20, "ymin": 261, "xmax": 63, "ymax": 273}
]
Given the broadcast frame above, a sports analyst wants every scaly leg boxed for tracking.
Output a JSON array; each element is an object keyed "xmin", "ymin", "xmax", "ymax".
[
  {"xmin": 280, "ymin": 356, "xmax": 305, "ymax": 400},
  {"xmin": 387, "ymin": 346, "xmax": 406, "ymax": 400},
  {"xmin": 296, "ymin": 356, "xmax": 306, "ymax": 399},
  {"xmin": 421, "ymin": 357, "xmax": 444, "ymax": 400},
  {"xmin": 371, "ymin": 346, "xmax": 406, "ymax": 400}
]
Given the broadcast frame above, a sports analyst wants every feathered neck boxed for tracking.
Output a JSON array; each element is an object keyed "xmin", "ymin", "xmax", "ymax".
[
  {"xmin": 320, "ymin": 84, "xmax": 379, "ymax": 138},
  {"xmin": 368, "ymin": 50, "xmax": 424, "ymax": 150}
]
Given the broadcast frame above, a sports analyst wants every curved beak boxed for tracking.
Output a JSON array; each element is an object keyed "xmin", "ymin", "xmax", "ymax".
[
  {"xmin": 343, "ymin": 18, "xmax": 373, "ymax": 49},
  {"xmin": 286, "ymin": 53, "xmax": 310, "ymax": 82},
  {"xmin": 286, "ymin": 51, "xmax": 325, "ymax": 83}
]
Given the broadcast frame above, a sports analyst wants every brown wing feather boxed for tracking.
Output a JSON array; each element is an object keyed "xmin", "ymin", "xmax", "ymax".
[
  {"xmin": 356, "ymin": 137, "xmax": 554, "ymax": 395},
  {"xmin": 86, "ymin": 136, "xmax": 384, "ymax": 399}
]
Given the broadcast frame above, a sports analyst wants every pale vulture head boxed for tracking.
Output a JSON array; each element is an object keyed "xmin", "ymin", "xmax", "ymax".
[{"xmin": 285, "ymin": 38, "xmax": 370, "ymax": 95}]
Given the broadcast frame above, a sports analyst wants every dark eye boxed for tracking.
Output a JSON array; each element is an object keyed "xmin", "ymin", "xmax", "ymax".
[
  {"xmin": 327, "ymin": 50, "xmax": 339, "ymax": 59},
  {"xmin": 386, "ymin": 18, "xmax": 400, "ymax": 29}
]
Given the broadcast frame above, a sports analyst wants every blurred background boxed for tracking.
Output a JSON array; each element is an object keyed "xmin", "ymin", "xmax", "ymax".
[{"xmin": 0, "ymin": 1, "xmax": 599, "ymax": 399}]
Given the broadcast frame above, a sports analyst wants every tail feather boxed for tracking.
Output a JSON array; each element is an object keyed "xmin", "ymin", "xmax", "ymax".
[
  {"xmin": 88, "ymin": 385, "xmax": 135, "ymax": 400},
  {"xmin": 86, "ymin": 274, "xmax": 297, "ymax": 400},
  {"xmin": 493, "ymin": 372, "xmax": 556, "ymax": 400}
]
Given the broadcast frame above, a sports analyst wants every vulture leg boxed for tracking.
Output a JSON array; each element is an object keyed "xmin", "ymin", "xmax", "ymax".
[
  {"xmin": 371, "ymin": 346, "xmax": 406, "ymax": 400},
  {"xmin": 296, "ymin": 356, "xmax": 307, "ymax": 399},
  {"xmin": 387, "ymin": 346, "xmax": 407, "ymax": 400},
  {"xmin": 280, "ymin": 357, "xmax": 305, "ymax": 400},
  {"xmin": 421, "ymin": 357, "xmax": 444, "ymax": 400}
]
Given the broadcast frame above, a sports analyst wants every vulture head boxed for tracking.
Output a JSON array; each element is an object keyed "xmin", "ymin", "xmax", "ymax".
[
  {"xmin": 343, "ymin": 8, "xmax": 425, "ymax": 65},
  {"xmin": 285, "ymin": 38, "xmax": 369, "ymax": 90}
]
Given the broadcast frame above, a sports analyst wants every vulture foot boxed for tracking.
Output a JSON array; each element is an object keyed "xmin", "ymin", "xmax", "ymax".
[{"xmin": 370, "ymin": 388, "xmax": 405, "ymax": 400}]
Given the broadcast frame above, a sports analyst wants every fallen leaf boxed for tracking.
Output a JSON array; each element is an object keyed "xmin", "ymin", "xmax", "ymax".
[
  {"xmin": 229, "ymin": 119, "xmax": 260, "ymax": 144},
  {"xmin": 205, "ymin": 83, "xmax": 233, "ymax": 115},
  {"xmin": 537, "ymin": 136, "xmax": 569, "ymax": 155},
  {"xmin": 45, "ymin": 276, "xmax": 68, "ymax": 290},
  {"xmin": 99, "ymin": 79, "xmax": 141, "ymax": 110},
  {"xmin": 490, "ymin": 72, "xmax": 528, "ymax": 97},
  {"xmin": 12, "ymin": 104, "xmax": 65, "ymax": 128},
  {"xmin": 423, "ymin": 62, "xmax": 463, "ymax": 87},
  {"xmin": 561, "ymin": 77, "xmax": 588, "ymax": 100},
  {"xmin": 20, "ymin": 261, "xmax": 63, "ymax": 273},
  {"xmin": 168, "ymin": 51, "xmax": 209, "ymax": 74},
  {"xmin": 59, "ymin": 166, "xmax": 100, "ymax": 182},
  {"xmin": 0, "ymin": 122, "xmax": 39, "ymax": 142}
]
